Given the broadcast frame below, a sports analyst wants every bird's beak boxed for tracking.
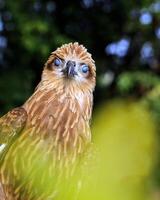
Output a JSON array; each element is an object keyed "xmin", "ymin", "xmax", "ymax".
[{"xmin": 65, "ymin": 60, "xmax": 77, "ymax": 77}]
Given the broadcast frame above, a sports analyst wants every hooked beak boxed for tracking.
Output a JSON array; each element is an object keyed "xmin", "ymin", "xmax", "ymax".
[{"xmin": 65, "ymin": 60, "xmax": 77, "ymax": 77}]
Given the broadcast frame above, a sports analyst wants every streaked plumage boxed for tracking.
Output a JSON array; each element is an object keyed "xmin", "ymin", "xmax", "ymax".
[{"xmin": 0, "ymin": 42, "xmax": 96, "ymax": 199}]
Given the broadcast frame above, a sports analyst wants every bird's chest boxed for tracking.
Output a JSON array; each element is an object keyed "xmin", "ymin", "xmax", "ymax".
[
  {"xmin": 29, "ymin": 97, "xmax": 78, "ymax": 129},
  {"xmin": 24, "ymin": 97, "xmax": 87, "ymax": 151}
]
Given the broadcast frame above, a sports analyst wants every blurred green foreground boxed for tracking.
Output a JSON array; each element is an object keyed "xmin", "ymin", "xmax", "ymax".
[
  {"xmin": 89, "ymin": 100, "xmax": 157, "ymax": 200},
  {"xmin": 4, "ymin": 99, "xmax": 158, "ymax": 200}
]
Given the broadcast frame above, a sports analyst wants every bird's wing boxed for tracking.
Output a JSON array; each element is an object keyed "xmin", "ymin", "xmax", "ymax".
[
  {"xmin": 0, "ymin": 107, "xmax": 27, "ymax": 161},
  {"xmin": 0, "ymin": 107, "xmax": 27, "ymax": 199}
]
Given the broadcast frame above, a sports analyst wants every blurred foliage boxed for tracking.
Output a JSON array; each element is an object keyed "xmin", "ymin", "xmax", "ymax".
[
  {"xmin": 1, "ymin": 0, "xmax": 160, "ymax": 113},
  {"xmin": 117, "ymin": 71, "xmax": 160, "ymax": 95},
  {"xmin": 0, "ymin": 69, "xmax": 35, "ymax": 111},
  {"xmin": 91, "ymin": 100, "xmax": 157, "ymax": 200},
  {"xmin": 144, "ymin": 85, "xmax": 160, "ymax": 121}
]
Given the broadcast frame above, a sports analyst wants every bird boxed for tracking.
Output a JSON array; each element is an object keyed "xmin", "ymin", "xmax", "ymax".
[{"xmin": 0, "ymin": 42, "xmax": 96, "ymax": 199}]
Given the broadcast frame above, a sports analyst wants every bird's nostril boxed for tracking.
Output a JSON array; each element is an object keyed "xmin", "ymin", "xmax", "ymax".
[
  {"xmin": 65, "ymin": 60, "xmax": 76, "ymax": 77},
  {"xmin": 66, "ymin": 60, "xmax": 76, "ymax": 68}
]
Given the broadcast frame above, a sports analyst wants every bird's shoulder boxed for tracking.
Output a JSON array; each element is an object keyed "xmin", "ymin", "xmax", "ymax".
[{"xmin": 0, "ymin": 107, "xmax": 27, "ymax": 144}]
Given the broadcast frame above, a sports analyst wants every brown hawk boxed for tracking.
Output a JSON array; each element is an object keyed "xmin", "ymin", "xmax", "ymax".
[{"xmin": 0, "ymin": 42, "xmax": 96, "ymax": 199}]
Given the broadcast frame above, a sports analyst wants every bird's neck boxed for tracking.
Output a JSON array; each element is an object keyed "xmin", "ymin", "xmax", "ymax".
[{"xmin": 23, "ymin": 85, "xmax": 93, "ymax": 158}]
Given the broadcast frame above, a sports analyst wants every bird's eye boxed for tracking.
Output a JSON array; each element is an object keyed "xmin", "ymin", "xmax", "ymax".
[
  {"xmin": 54, "ymin": 58, "xmax": 62, "ymax": 67},
  {"xmin": 81, "ymin": 64, "xmax": 89, "ymax": 74}
]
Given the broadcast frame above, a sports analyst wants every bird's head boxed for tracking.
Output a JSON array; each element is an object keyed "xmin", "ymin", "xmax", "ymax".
[{"xmin": 42, "ymin": 42, "xmax": 96, "ymax": 95}]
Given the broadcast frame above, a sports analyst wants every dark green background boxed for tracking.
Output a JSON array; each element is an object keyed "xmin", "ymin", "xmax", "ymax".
[{"xmin": 1, "ymin": 0, "xmax": 160, "ymax": 113}]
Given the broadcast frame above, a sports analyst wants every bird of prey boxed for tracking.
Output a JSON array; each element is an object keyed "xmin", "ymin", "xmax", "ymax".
[{"xmin": 0, "ymin": 42, "xmax": 96, "ymax": 199}]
